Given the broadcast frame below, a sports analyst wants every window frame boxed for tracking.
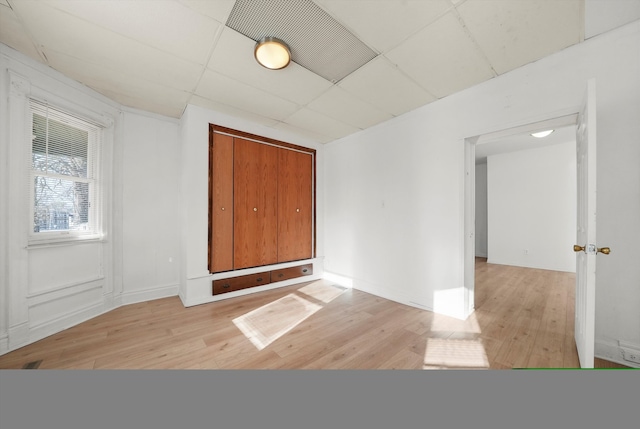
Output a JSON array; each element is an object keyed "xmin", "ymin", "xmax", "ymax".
[{"xmin": 27, "ymin": 99, "xmax": 104, "ymax": 245}]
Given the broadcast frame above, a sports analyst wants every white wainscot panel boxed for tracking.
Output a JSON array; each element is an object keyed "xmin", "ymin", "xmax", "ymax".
[
  {"xmin": 27, "ymin": 278, "xmax": 104, "ymax": 339},
  {"xmin": 28, "ymin": 243, "xmax": 103, "ymax": 295}
]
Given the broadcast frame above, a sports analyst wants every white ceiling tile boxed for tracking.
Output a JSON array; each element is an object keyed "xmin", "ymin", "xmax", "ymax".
[
  {"xmin": 102, "ymin": 89, "xmax": 187, "ymax": 118},
  {"xmin": 315, "ymin": 0, "xmax": 453, "ymax": 53},
  {"xmin": 458, "ymin": 0, "xmax": 583, "ymax": 75},
  {"xmin": 0, "ymin": 4, "xmax": 42, "ymax": 61},
  {"xmin": 386, "ymin": 12, "xmax": 495, "ymax": 99},
  {"xmin": 196, "ymin": 70, "xmax": 299, "ymax": 121},
  {"xmin": 11, "ymin": 1, "xmax": 204, "ymax": 91},
  {"xmin": 45, "ymin": 51, "xmax": 190, "ymax": 117},
  {"xmin": 178, "ymin": 0, "xmax": 236, "ymax": 24},
  {"xmin": 306, "ymin": 86, "xmax": 393, "ymax": 129},
  {"xmin": 40, "ymin": 0, "xmax": 221, "ymax": 64},
  {"xmin": 189, "ymin": 95, "xmax": 281, "ymax": 127},
  {"xmin": 272, "ymin": 121, "xmax": 335, "ymax": 144},
  {"xmin": 207, "ymin": 27, "xmax": 333, "ymax": 105},
  {"xmin": 284, "ymin": 107, "xmax": 360, "ymax": 140},
  {"xmin": 338, "ymin": 56, "xmax": 437, "ymax": 117}
]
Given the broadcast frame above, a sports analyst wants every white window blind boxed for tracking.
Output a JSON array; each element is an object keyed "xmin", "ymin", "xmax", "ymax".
[{"xmin": 29, "ymin": 100, "xmax": 102, "ymax": 238}]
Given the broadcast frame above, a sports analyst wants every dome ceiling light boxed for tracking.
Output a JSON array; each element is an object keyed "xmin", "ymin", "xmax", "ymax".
[
  {"xmin": 531, "ymin": 130, "xmax": 555, "ymax": 138},
  {"xmin": 254, "ymin": 37, "xmax": 291, "ymax": 70}
]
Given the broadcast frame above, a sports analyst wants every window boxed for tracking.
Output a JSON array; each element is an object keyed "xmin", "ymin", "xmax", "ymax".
[{"xmin": 29, "ymin": 100, "xmax": 102, "ymax": 239}]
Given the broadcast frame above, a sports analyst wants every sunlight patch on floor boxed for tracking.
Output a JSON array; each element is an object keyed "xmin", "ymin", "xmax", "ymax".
[
  {"xmin": 423, "ymin": 338, "xmax": 489, "ymax": 369},
  {"xmin": 233, "ymin": 294, "xmax": 321, "ymax": 350},
  {"xmin": 233, "ymin": 282, "xmax": 347, "ymax": 350}
]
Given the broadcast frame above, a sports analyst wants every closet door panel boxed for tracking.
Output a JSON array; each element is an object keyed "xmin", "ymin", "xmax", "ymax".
[
  {"xmin": 278, "ymin": 149, "xmax": 313, "ymax": 262},
  {"xmin": 210, "ymin": 133, "xmax": 234, "ymax": 273},
  {"xmin": 233, "ymin": 138, "xmax": 279, "ymax": 269}
]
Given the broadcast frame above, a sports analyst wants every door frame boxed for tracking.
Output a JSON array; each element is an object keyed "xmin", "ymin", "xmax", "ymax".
[{"xmin": 463, "ymin": 112, "xmax": 579, "ymax": 318}]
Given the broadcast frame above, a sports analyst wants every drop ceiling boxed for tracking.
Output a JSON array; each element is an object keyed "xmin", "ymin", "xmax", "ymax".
[{"xmin": 0, "ymin": 0, "xmax": 599, "ymax": 143}]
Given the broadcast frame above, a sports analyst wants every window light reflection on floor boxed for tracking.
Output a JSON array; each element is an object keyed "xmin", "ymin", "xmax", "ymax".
[
  {"xmin": 233, "ymin": 282, "xmax": 347, "ymax": 351},
  {"xmin": 423, "ymin": 338, "xmax": 490, "ymax": 369}
]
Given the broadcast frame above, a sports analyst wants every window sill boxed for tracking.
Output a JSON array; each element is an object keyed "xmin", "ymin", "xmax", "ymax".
[{"xmin": 27, "ymin": 234, "xmax": 104, "ymax": 250}]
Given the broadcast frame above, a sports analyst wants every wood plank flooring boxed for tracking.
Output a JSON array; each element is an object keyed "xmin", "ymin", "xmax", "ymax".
[{"xmin": 0, "ymin": 258, "xmax": 627, "ymax": 369}]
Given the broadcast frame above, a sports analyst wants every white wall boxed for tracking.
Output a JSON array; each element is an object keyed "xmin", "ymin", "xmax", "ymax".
[
  {"xmin": 178, "ymin": 104, "xmax": 325, "ymax": 307},
  {"xmin": 323, "ymin": 20, "xmax": 640, "ymax": 363},
  {"xmin": 475, "ymin": 162, "xmax": 488, "ymax": 258},
  {"xmin": 0, "ymin": 45, "xmax": 181, "ymax": 355},
  {"xmin": 487, "ymin": 142, "xmax": 576, "ymax": 272},
  {"xmin": 586, "ymin": 0, "xmax": 640, "ymax": 38},
  {"xmin": 121, "ymin": 111, "xmax": 181, "ymax": 303}
]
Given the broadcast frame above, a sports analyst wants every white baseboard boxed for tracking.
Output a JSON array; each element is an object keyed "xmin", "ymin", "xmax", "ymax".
[
  {"xmin": 0, "ymin": 334, "xmax": 8, "ymax": 356},
  {"xmin": 322, "ymin": 271, "xmax": 353, "ymax": 288},
  {"xmin": 349, "ymin": 278, "xmax": 437, "ymax": 315},
  {"xmin": 28, "ymin": 301, "xmax": 107, "ymax": 347},
  {"xmin": 0, "ymin": 284, "xmax": 181, "ymax": 357},
  {"xmin": 596, "ymin": 338, "xmax": 640, "ymax": 368},
  {"xmin": 7, "ymin": 322, "xmax": 30, "ymax": 351},
  {"xmin": 119, "ymin": 283, "xmax": 179, "ymax": 306}
]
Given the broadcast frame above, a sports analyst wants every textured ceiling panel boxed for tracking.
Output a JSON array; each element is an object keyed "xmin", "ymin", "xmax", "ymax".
[
  {"xmin": 0, "ymin": 3, "xmax": 42, "ymax": 61},
  {"xmin": 458, "ymin": 0, "xmax": 583, "ymax": 75},
  {"xmin": 314, "ymin": 0, "xmax": 453, "ymax": 53},
  {"xmin": 226, "ymin": 0, "xmax": 378, "ymax": 83},
  {"xmin": 338, "ymin": 56, "xmax": 437, "ymax": 117},
  {"xmin": 0, "ymin": 0, "xmax": 595, "ymax": 143}
]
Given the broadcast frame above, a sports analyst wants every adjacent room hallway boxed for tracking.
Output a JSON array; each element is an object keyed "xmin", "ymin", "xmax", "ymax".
[{"xmin": 0, "ymin": 258, "xmax": 627, "ymax": 369}]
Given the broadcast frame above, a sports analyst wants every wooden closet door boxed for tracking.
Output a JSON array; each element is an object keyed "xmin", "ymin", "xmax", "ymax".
[
  {"xmin": 233, "ymin": 138, "xmax": 279, "ymax": 269},
  {"xmin": 210, "ymin": 132, "xmax": 234, "ymax": 273},
  {"xmin": 277, "ymin": 148, "xmax": 313, "ymax": 262}
]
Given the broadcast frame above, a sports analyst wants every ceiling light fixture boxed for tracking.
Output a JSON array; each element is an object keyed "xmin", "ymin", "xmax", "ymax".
[
  {"xmin": 531, "ymin": 130, "xmax": 555, "ymax": 138},
  {"xmin": 254, "ymin": 37, "xmax": 291, "ymax": 70}
]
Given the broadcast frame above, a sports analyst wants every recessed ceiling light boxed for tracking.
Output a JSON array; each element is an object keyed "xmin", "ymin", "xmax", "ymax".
[
  {"xmin": 531, "ymin": 130, "xmax": 554, "ymax": 138},
  {"xmin": 254, "ymin": 37, "xmax": 291, "ymax": 70}
]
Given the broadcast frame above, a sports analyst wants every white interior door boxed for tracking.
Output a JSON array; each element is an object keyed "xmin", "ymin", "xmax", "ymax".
[{"xmin": 574, "ymin": 79, "xmax": 597, "ymax": 368}]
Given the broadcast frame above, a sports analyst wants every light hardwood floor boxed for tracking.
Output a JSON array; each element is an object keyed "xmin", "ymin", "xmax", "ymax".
[{"xmin": 0, "ymin": 258, "xmax": 626, "ymax": 369}]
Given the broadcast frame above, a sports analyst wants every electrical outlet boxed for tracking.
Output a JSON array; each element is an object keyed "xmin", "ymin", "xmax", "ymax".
[
  {"xmin": 621, "ymin": 348, "xmax": 640, "ymax": 364},
  {"xmin": 619, "ymin": 341, "xmax": 640, "ymax": 364}
]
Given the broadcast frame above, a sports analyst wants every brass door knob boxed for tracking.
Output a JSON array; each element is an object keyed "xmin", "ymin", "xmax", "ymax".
[
  {"xmin": 573, "ymin": 245, "xmax": 585, "ymax": 252},
  {"xmin": 598, "ymin": 247, "xmax": 611, "ymax": 255}
]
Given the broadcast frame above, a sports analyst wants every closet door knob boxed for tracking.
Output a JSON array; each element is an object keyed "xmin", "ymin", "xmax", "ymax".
[
  {"xmin": 296, "ymin": 208, "xmax": 300, "ymax": 212},
  {"xmin": 253, "ymin": 207, "xmax": 257, "ymax": 212},
  {"xmin": 221, "ymin": 207, "xmax": 225, "ymax": 211}
]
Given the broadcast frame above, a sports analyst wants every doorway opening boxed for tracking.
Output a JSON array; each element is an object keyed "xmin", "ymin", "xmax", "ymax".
[
  {"xmin": 463, "ymin": 114, "xmax": 580, "ymax": 367},
  {"xmin": 464, "ymin": 113, "xmax": 577, "ymax": 315}
]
